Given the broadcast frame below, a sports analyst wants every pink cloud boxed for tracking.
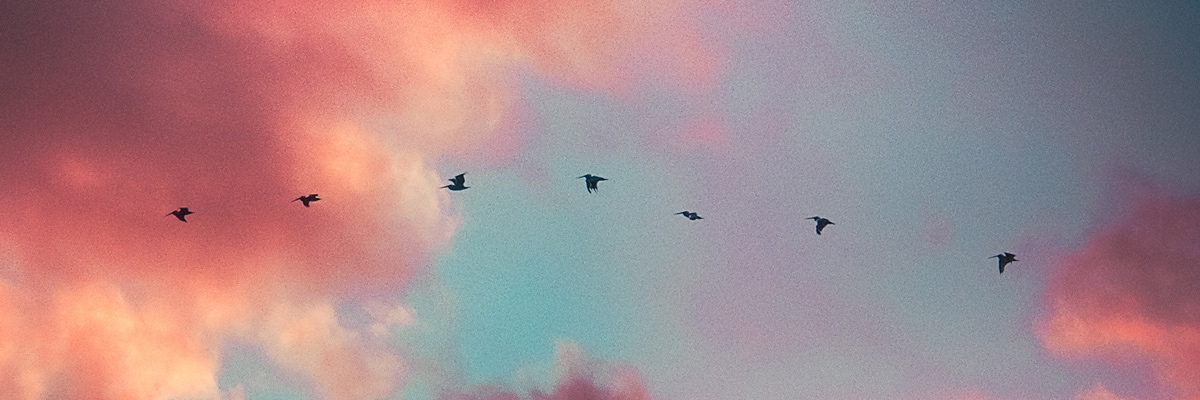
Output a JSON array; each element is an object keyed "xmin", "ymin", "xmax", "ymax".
[
  {"xmin": 441, "ymin": 342, "xmax": 653, "ymax": 400},
  {"xmin": 0, "ymin": 0, "xmax": 726, "ymax": 398}
]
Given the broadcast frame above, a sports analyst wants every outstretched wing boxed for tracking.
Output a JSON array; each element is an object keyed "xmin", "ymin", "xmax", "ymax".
[{"xmin": 452, "ymin": 173, "xmax": 466, "ymax": 186}]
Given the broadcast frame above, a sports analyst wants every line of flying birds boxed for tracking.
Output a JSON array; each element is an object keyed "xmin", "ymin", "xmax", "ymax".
[{"xmin": 164, "ymin": 172, "xmax": 1020, "ymax": 274}]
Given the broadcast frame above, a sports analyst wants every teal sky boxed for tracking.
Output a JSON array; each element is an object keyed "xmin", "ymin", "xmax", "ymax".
[{"xmin": 398, "ymin": 2, "xmax": 1200, "ymax": 399}]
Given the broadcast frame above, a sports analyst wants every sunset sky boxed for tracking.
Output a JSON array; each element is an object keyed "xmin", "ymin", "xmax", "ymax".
[{"xmin": 2, "ymin": 1, "xmax": 1199, "ymax": 399}]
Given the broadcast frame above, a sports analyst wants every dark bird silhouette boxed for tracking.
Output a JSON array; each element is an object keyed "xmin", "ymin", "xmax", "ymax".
[
  {"xmin": 806, "ymin": 216, "xmax": 834, "ymax": 235},
  {"xmin": 675, "ymin": 211, "xmax": 703, "ymax": 220},
  {"xmin": 577, "ymin": 174, "xmax": 607, "ymax": 193},
  {"xmin": 293, "ymin": 194, "xmax": 321, "ymax": 207},
  {"xmin": 166, "ymin": 207, "xmax": 193, "ymax": 222},
  {"xmin": 442, "ymin": 173, "xmax": 469, "ymax": 191},
  {"xmin": 990, "ymin": 252, "xmax": 1019, "ymax": 274}
]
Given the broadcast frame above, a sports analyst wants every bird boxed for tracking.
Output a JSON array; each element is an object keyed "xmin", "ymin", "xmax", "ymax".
[
  {"xmin": 442, "ymin": 173, "xmax": 469, "ymax": 191},
  {"xmin": 675, "ymin": 211, "xmax": 703, "ymax": 220},
  {"xmin": 577, "ymin": 174, "xmax": 607, "ymax": 193},
  {"xmin": 990, "ymin": 252, "xmax": 1018, "ymax": 274},
  {"xmin": 806, "ymin": 216, "xmax": 834, "ymax": 235},
  {"xmin": 166, "ymin": 207, "xmax": 193, "ymax": 222},
  {"xmin": 293, "ymin": 194, "xmax": 320, "ymax": 207}
]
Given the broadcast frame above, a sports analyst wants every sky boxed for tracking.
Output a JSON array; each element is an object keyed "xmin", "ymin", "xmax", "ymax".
[{"xmin": 1, "ymin": 0, "xmax": 1199, "ymax": 399}]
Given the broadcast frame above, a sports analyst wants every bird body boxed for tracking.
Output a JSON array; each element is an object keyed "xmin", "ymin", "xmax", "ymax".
[
  {"xmin": 578, "ymin": 174, "xmax": 607, "ymax": 193},
  {"xmin": 166, "ymin": 207, "xmax": 193, "ymax": 222},
  {"xmin": 442, "ymin": 173, "xmax": 469, "ymax": 191},
  {"xmin": 293, "ymin": 194, "xmax": 321, "ymax": 207},
  {"xmin": 675, "ymin": 211, "xmax": 703, "ymax": 220},
  {"xmin": 807, "ymin": 216, "xmax": 834, "ymax": 234},
  {"xmin": 990, "ymin": 252, "xmax": 1018, "ymax": 274}
]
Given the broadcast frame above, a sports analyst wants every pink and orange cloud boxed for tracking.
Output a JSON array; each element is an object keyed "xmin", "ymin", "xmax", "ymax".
[
  {"xmin": 0, "ymin": 0, "xmax": 723, "ymax": 398},
  {"xmin": 1038, "ymin": 194, "xmax": 1200, "ymax": 399}
]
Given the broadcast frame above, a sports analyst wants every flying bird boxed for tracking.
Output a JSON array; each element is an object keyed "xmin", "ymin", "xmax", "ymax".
[
  {"xmin": 166, "ymin": 207, "xmax": 193, "ymax": 222},
  {"xmin": 675, "ymin": 211, "xmax": 703, "ymax": 220},
  {"xmin": 577, "ymin": 174, "xmax": 607, "ymax": 193},
  {"xmin": 293, "ymin": 194, "xmax": 321, "ymax": 207},
  {"xmin": 442, "ymin": 173, "xmax": 469, "ymax": 191},
  {"xmin": 990, "ymin": 252, "xmax": 1019, "ymax": 274},
  {"xmin": 806, "ymin": 216, "xmax": 834, "ymax": 235}
]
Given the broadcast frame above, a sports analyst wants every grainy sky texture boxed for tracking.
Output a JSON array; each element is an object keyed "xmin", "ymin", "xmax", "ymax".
[{"xmin": 1, "ymin": 1, "xmax": 1199, "ymax": 399}]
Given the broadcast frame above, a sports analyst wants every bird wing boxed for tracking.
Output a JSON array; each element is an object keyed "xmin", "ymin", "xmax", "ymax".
[
  {"xmin": 293, "ymin": 197, "xmax": 302, "ymax": 202},
  {"xmin": 675, "ymin": 212, "xmax": 687, "ymax": 215},
  {"xmin": 595, "ymin": 176, "xmax": 607, "ymax": 181}
]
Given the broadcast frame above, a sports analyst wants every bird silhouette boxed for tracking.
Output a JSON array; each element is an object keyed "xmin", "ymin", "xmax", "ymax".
[
  {"xmin": 442, "ymin": 173, "xmax": 469, "ymax": 191},
  {"xmin": 578, "ymin": 174, "xmax": 607, "ymax": 193},
  {"xmin": 293, "ymin": 194, "xmax": 321, "ymax": 207},
  {"xmin": 675, "ymin": 211, "xmax": 703, "ymax": 220},
  {"xmin": 806, "ymin": 216, "xmax": 834, "ymax": 235},
  {"xmin": 990, "ymin": 252, "xmax": 1018, "ymax": 274},
  {"xmin": 166, "ymin": 207, "xmax": 193, "ymax": 222}
]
